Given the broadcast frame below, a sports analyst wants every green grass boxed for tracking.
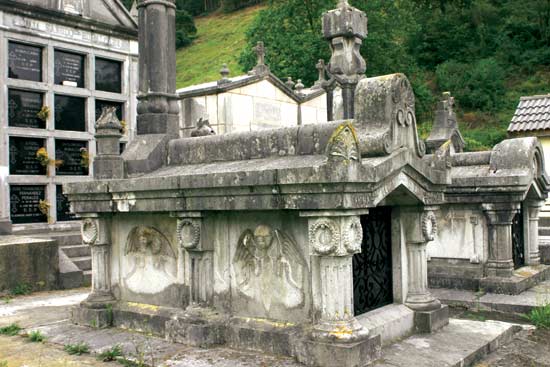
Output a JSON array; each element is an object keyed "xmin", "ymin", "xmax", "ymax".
[
  {"xmin": 10, "ymin": 283, "xmax": 32, "ymax": 296},
  {"xmin": 27, "ymin": 330, "xmax": 45, "ymax": 342},
  {"xmin": 176, "ymin": 5, "xmax": 265, "ymax": 88},
  {"xmin": 64, "ymin": 342, "xmax": 90, "ymax": 355},
  {"xmin": 98, "ymin": 344, "xmax": 124, "ymax": 362},
  {"xmin": 524, "ymin": 303, "xmax": 550, "ymax": 329},
  {"xmin": 0, "ymin": 323, "xmax": 22, "ymax": 336}
]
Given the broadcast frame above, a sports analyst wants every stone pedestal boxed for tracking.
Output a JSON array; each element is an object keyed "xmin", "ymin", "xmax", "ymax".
[
  {"xmin": 74, "ymin": 214, "xmax": 115, "ymax": 327},
  {"xmin": 94, "ymin": 107, "xmax": 124, "ymax": 179},
  {"xmin": 526, "ymin": 201, "xmax": 543, "ymax": 266},
  {"xmin": 482, "ymin": 203, "xmax": 520, "ymax": 278}
]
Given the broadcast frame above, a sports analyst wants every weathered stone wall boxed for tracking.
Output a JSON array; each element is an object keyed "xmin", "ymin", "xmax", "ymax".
[{"xmin": 0, "ymin": 237, "xmax": 58, "ymax": 292}]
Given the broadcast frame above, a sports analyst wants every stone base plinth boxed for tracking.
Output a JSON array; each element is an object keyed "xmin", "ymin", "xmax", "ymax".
[
  {"xmin": 540, "ymin": 240, "xmax": 550, "ymax": 264},
  {"xmin": 298, "ymin": 334, "xmax": 381, "ymax": 367},
  {"xmin": 479, "ymin": 265, "xmax": 550, "ymax": 295},
  {"xmin": 71, "ymin": 306, "xmax": 113, "ymax": 328},
  {"xmin": 0, "ymin": 218, "xmax": 12, "ymax": 235},
  {"xmin": 166, "ymin": 309, "xmax": 226, "ymax": 348},
  {"xmin": 414, "ymin": 304, "xmax": 449, "ymax": 333}
]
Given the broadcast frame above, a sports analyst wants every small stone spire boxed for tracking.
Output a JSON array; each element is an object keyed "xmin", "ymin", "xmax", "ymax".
[
  {"xmin": 218, "ymin": 63, "xmax": 230, "ymax": 85},
  {"xmin": 285, "ymin": 77, "xmax": 295, "ymax": 89},
  {"xmin": 312, "ymin": 59, "xmax": 326, "ymax": 90},
  {"xmin": 249, "ymin": 41, "xmax": 270, "ymax": 76},
  {"xmin": 295, "ymin": 79, "xmax": 305, "ymax": 95},
  {"xmin": 94, "ymin": 107, "xmax": 124, "ymax": 179}
]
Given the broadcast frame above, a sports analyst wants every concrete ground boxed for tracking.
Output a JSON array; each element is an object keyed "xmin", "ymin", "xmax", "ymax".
[{"xmin": 0, "ymin": 289, "xmax": 544, "ymax": 367}]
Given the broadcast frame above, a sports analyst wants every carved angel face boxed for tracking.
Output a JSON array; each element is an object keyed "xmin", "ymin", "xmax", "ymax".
[{"xmin": 253, "ymin": 225, "xmax": 274, "ymax": 250}]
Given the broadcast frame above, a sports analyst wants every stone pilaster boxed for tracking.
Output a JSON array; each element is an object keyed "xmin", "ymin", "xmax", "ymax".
[
  {"xmin": 136, "ymin": 0, "xmax": 179, "ymax": 136},
  {"xmin": 482, "ymin": 203, "xmax": 520, "ymax": 277},
  {"xmin": 80, "ymin": 214, "xmax": 115, "ymax": 308},
  {"xmin": 174, "ymin": 212, "xmax": 212, "ymax": 306},
  {"xmin": 305, "ymin": 211, "xmax": 369, "ymax": 342},
  {"xmin": 526, "ymin": 200, "xmax": 544, "ymax": 266}
]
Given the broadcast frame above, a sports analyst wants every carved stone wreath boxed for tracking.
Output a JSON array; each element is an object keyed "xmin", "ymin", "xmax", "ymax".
[
  {"xmin": 421, "ymin": 211, "xmax": 437, "ymax": 242},
  {"xmin": 342, "ymin": 216, "xmax": 363, "ymax": 254},
  {"xmin": 177, "ymin": 219, "xmax": 201, "ymax": 250},
  {"xmin": 81, "ymin": 219, "xmax": 98, "ymax": 245},
  {"xmin": 309, "ymin": 218, "xmax": 339, "ymax": 255}
]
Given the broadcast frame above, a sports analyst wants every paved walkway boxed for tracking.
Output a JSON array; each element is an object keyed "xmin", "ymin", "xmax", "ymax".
[{"xmin": 0, "ymin": 289, "xmax": 530, "ymax": 367}]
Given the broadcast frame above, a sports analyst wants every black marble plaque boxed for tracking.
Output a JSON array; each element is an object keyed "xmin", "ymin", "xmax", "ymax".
[
  {"xmin": 56, "ymin": 185, "xmax": 77, "ymax": 222},
  {"xmin": 54, "ymin": 95, "xmax": 86, "ymax": 132},
  {"xmin": 9, "ymin": 137, "xmax": 47, "ymax": 175},
  {"xmin": 8, "ymin": 42, "xmax": 42, "ymax": 82},
  {"xmin": 54, "ymin": 50, "xmax": 85, "ymax": 87},
  {"xmin": 8, "ymin": 89, "xmax": 45, "ymax": 129},
  {"xmin": 10, "ymin": 185, "xmax": 47, "ymax": 224},
  {"xmin": 95, "ymin": 100, "xmax": 123, "ymax": 121},
  {"xmin": 55, "ymin": 139, "xmax": 89, "ymax": 176},
  {"xmin": 120, "ymin": 142, "xmax": 126, "ymax": 154},
  {"xmin": 95, "ymin": 57, "xmax": 122, "ymax": 93}
]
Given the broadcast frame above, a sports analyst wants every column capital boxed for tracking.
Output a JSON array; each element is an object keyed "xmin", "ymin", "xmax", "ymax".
[
  {"xmin": 81, "ymin": 215, "xmax": 111, "ymax": 246},
  {"xmin": 482, "ymin": 202, "xmax": 520, "ymax": 225},
  {"xmin": 307, "ymin": 215, "xmax": 363, "ymax": 257}
]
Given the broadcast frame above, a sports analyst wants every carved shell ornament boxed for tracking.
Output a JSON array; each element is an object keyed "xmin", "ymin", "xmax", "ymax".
[
  {"xmin": 177, "ymin": 219, "xmax": 201, "ymax": 250},
  {"xmin": 343, "ymin": 216, "xmax": 363, "ymax": 253},
  {"xmin": 81, "ymin": 219, "xmax": 98, "ymax": 245},
  {"xmin": 327, "ymin": 122, "xmax": 360, "ymax": 163},
  {"xmin": 422, "ymin": 211, "xmax": 437, "ymax": 242},
  {"xmin": 309, "ymin": 219, "xmax": 339, "ymax": 255}
]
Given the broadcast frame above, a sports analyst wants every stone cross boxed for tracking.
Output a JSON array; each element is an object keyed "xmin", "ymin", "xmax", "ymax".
[
  {"xmin": 218, "ymin": 63, "xmax": 230, "ymax": 85},
  {"xmin": 316, "ymin": 59, "xmax": 326, "ymax": 82},
  {"xmin": 253, "ymin": 41, "xmax": 266, "ymax": 66}
]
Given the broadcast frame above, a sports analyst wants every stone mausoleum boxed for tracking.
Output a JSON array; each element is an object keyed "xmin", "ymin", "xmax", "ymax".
[
  {"xmin": 67, "ymin": 0, "xmax": 550, "ymax": 365},
  {"xmin": 0, "ymin": 0, "xmax": 138, "ymax": 234}
]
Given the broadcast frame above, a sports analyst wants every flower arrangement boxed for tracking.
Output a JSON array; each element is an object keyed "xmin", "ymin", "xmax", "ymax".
[
  {"xmin": 120, "ymin": 120, "xmax": 127, "ymax": 134},
  {"xmin": 38, "ymin": 200, "xmax": 53, "ymax": 223},
  {"xmin": 35, "ymin": 147, "xmax": 63, "ymax": 176},
  {"xmin": 36, "ymin": 106, "xmax": 50, "ymax": 121},
  {"xmin": 80, "ymin": 147, "xmax": 90, "ymax": 168}
]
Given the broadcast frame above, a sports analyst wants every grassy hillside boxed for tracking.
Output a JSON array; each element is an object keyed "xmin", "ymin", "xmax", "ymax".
[{"xmin": 175, "ymin": 5, "xmax": 265, "ymax": 88}]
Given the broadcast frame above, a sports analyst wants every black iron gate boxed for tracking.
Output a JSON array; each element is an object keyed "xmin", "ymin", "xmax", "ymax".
[
  {"xmin": 353, "ymin": 207, "xmax": 393, "ymax": 316},
  {"xmin": 512, "ymin": 210, "xmax": 525, "ymax": 269}
]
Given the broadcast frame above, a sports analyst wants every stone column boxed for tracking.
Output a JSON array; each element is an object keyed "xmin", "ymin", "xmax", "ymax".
[
  {"xmin": 136, "ymin": 0, "xmax": 179, "ymax": 136},
  {"xmin": 402, "ymin": 207, "xmax": 448, "ymax": 333},
  {"xmin": 482, "ymin": 203, "xmax": 520, "ymax": 277},
  {"xmin": 174, "ymin": 212, "xmax": 212, "ymax": 306},
  {"xmin": 306, "ymin": 212, "xmax": 369, "ymax": 342},
  {"xmin": 526, "ymin": 200, "xmax": 544, "ymax": 266},
  {"xmin": 403, "ymin": 209, "xmax": 440, "ymax": 312},
  {"xmin": 80, "ymin": 214, "xmax": 115, "ymax": 308}
]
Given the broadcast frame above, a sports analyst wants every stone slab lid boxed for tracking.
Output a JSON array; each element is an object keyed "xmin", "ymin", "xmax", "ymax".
[{"xmin": 508, "ymin": 94, "xmax": 550, "ymax": 133}]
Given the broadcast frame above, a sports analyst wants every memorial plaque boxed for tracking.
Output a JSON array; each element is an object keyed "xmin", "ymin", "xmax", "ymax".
[
  {"xmin": 8, "ymin": 42, "xmax": 42, "ymax": 82},
  {"xmin": 10, "ymin": 185, "xmax": 47, "ymax": 224},
  {"xmin": 9, "ymin": 137, "xmax": 47, "ymax": 175},
  {"xmin": 95, "ymin": 100, "xmax": 123, "ymax": 121},
  {"xmin": 55, "ymin": 139, "xmax": 89, "ymax": 176},
  {"xmin": 54, "ymin": 50, "xmax": 85, "ymax": 87},
  {"xmin": 56, "ymin": 185, "xmax": 77, "ymax": 222},
  {"xmin": 95, "ymin": 57, "xmax": 122, "ymax": 93},
  {"xmin": 120, "ymin": 142, "xmax": 126, "ymax": 154},
  {"xmin": 55, "ymin": 95, "xmax": 86, "ymax": 131},
  {"xmin": 8, "ymin": 89, "xmax": 45, "ymax": 129}
]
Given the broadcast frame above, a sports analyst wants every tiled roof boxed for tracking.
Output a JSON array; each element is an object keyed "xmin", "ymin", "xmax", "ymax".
[{"xmin": 508, "ymin": 94, "xmax": 550, "ymax": 133}]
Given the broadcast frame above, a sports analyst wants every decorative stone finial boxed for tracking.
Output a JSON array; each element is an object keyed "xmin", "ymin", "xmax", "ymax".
[
  {"xmin": 94, "ymin": 107, "xmax": 124, "ymax": 179},
  {"xmin": 218, "ymin": 63, "xmax": 230, "ymax": 85},
  {"xmin": 426, "ymin": 92, "xmax": 465, "ymax": 154},
  {"xmin": 312, "ymin": 59, "xmax": 327, "ymax": 90},
  {"xmin": 285, "ymin": 77, "xmax": 295, "ymax": 89},
  {"xmin": 295, "ymin": 79, "xmax": 305, "ymax": 95},
  {"xmin": 96, "ymin": 106, "xmax": 122, "ymax": 131}
]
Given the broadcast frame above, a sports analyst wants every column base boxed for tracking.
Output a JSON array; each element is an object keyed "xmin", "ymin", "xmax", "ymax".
[
  {"xmin": 71, "ymin": 304, "xmax": 114, "ymax": 328},
  {"xmin": 486, "ymin": 260, "xmax": 514, "ymax": 278},
  {"xmin": 405, "ymin": 293, "xmax": 441, "ymax": 312},
  {"xmin": 311, "ymin": 318, "xmax": 370, "ymax": 343},
  {"xmin": 414, "ymin": 304, "xmax": 449, "ymax": 333},
  {"xmin": 299, "ymin": 333, "xmax": 381, "ymax": 367},
  {"xmin": 81, "ymin": 291, "xmax": 116, "ymax": 309}
]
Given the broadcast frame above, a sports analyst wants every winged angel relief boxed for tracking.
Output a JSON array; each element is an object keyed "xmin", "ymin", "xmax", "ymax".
[
  {"xmin": 233, "ymin": 225, "xmax": 306, "ymax": 312},
  {"xmin": 123, "ymin": 226, "xmax": 177, "ymax": 294}
]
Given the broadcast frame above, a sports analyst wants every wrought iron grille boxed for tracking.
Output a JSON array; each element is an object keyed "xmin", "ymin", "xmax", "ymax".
[
  {"xmin": 512, "ymin": 211, "xmax": 525, "ymax": 269},
  {"xmin": 353, "ymin": 207, "xmax": 393, "ymax": 316}
]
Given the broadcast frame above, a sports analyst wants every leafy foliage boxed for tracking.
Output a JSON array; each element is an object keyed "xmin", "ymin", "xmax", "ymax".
[
  {"xmin": 64, "ymin": 342, "xmax": 90, "ymax": 355},
  {"xmin": 524, "ymin": 303, "xmax": 550, "ymax": 329},
  {"xmin": 28, "ymin": 330, "xmax": 45, "ymax": 342},
  {"xmin": 0, "ymin": 323, "xmax": 21, "ymax": 336},
  {"xmin": 98, "ymin": 344, "xmax": 124, "ymax": 362}
]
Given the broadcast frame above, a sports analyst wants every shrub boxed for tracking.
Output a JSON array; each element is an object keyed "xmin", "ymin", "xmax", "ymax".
[
  {"xmin": 64, "ymin": 342, "xmax": 90, "ymax": 355},
  {"xmin": 0, "ymin": 323, "xmax": 21, "ymax": 336},
  {"xmin": 28, "ymin": 330, "xmax": 45, "ymax": 342},
  {"xmin": 10, "ymin": 283, "xmax": 32, "ymax": 296},
  {"xmin": 524, "ymin": 303, "xmax": 550, "ymax": 329},
  {"xmin": 98, "ymin": 344, "xmax": 124, "ymax": 362},
  {"xmin": 436, "ymin": 58, "xmax": 506, "ymax": 111}
]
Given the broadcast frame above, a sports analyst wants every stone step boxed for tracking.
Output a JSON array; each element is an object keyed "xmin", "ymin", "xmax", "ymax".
[
  {"xmin": 539, "ymin": 217, "xmax": 550, "ymax": 228},
  {"xmin": 539, "ymin": 226, "xmax": 550, "ymax": 237},
  {"xmin": 72, "ymin": 256, "xmax": 92, "ymax": 271},
  {"xmin": 540, "ymin": 238, "xmax": 550, "ymax": 264},
  {"xmin": 60, "ymin": 244, "xmax": 90, "ymax": 258}
]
